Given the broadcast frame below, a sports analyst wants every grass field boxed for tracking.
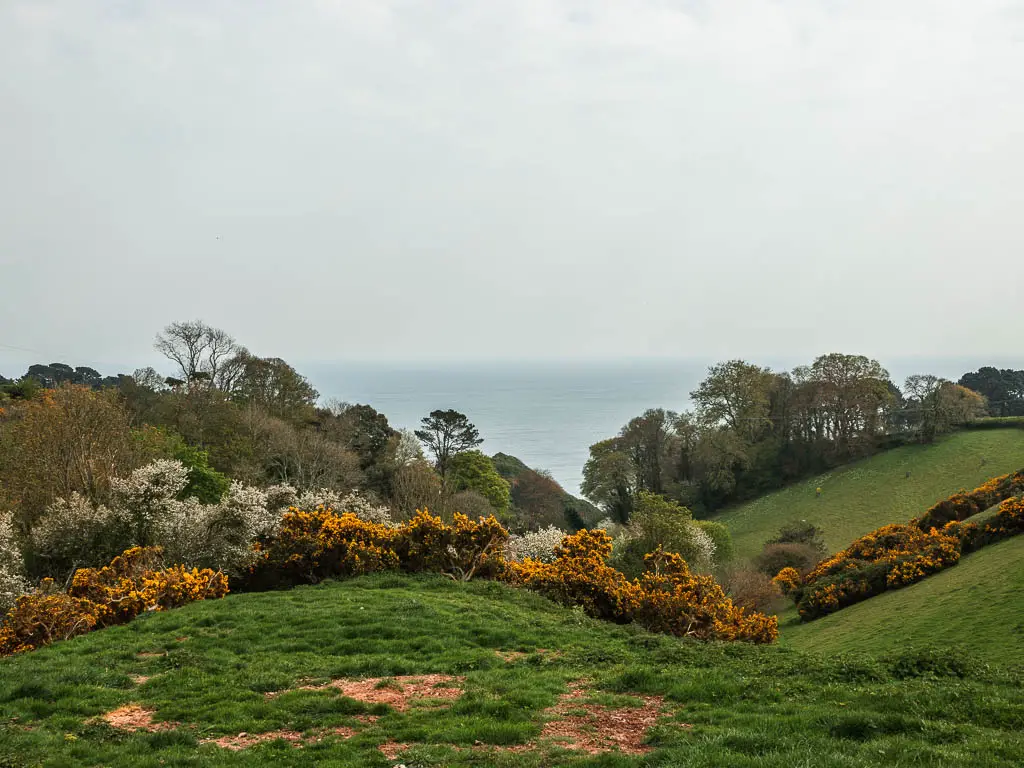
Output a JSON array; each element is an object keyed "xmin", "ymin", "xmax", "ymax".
[
  {"xmin": 2, "ymin": 574, "xmax": 1024, "ymax": 767},
  {"xmin": 780, "ymin": 535, "xmax": 1024, "ymax": 663},
  {"xmin": 711, "ymin": 430, "xmax": 1024, "ymax": 560}
]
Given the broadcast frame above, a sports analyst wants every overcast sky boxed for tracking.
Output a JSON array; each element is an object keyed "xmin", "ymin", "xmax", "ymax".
[{"xmin": 1, "ymin": 0, "xmax": 1022, "ymax": 374}]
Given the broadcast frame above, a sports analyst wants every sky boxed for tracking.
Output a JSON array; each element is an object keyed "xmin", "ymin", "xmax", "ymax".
[{"xmin": 2, "ymin": 0, "xmax": 1023, "ymax": 375}]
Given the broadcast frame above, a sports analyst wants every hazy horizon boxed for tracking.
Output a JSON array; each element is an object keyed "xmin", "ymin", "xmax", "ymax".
[{"xmin": 3, "ymin": 1, "xmax": 1023, "ymax": 366}]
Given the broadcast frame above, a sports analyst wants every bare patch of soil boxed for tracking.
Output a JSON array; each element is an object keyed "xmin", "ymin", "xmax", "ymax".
[
  {"xmin": 129, "ymin": 675, "xmax": 151, "ymax": 685},
  {"xmin": 203, "ymin": 730, "xmax": 306, "ymax": 751},
  {"xmin": 102, "ymin": 705, "xmax": 178, "ymax": 733},
  {"xmin": 378, "ymin": 741, "xmax": 411, "ymax": 759},
  {"xmin": 301, "ymin": 675, "xmax": 465, "ymax": 711},
  {"xmin": 203, "ymin": 726, "xmax": 361, "ymax": 751},
  {"xmin": 536, "ymin": 684, "xmax": 666, "ymax": 755},
  {"xmin": 135, "ymin": 651, "xmax": 165, "ymax": 659},
  {"xmin": 495, "ymin": 650, "xmax": 528, "ymax": 663}
]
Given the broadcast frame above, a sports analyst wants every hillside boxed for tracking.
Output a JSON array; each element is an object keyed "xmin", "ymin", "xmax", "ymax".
[
  {"xmin": 2, "ymin": 574, "xmax": 1023, "ymax": 766},
  {"xmin": 780, "ymin": 535, "xmax": 1024, "ymax": 664},
  {"xmin": 712, "ymin": 429, "xmax": 1024, "ymax": 559}
]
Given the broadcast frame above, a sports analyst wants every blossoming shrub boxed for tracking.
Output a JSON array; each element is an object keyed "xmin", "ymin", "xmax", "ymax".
[
  {"xmin": 953, "ymin": 495, "xmax": 1024, "ymax": 553},
  {"xmin": 912, "ymin": 469, "xmax": 1024, "ymax": 530},
  {"xmin": 503, "ymin": 529, "xmax": 777, "ymax": 643},
  {"xmin": 30, "ymin": 461, "xmax": 283, "ymax": 579},
  {"xmin": 772, "ymin": 566, "xmax": 802, "ymax": 596},
  {"xmin": 794, "ymin": 469, "xmax": 1024, "ymax": 622},
  {"xmin": 506, "ymin": 526, "xmax": 567, "ymax": 563},
  {"xmin": 248, "ymin": 508, "xmax": 507, "ymax": 587},
  {"xmin": 0, "ymin": 546, "xmax": 228, "ymax": 657},
  {"xmin": 0, "ymin": 512, "xmax": 28, "ymax": 614},
  {"xmin": 795, "ymin": 525, "xmax": 961, "ymax": 620}
]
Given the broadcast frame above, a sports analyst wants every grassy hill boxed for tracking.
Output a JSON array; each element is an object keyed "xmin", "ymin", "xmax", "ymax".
[
  {"xmin": 780, "ymin": 535, "xmax": 1024, "ymax": 663},
  {"xmin": 712, "ymin": 429, "xmax": 1024, "ymax": 560},
  {"xmin": 2, "ymin": 575, "xmax": 1024, "ymax": 767}
]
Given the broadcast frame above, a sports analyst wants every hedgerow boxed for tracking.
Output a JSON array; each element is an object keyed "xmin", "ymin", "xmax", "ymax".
[{"xmin": 788, "ymin": 468, "xmax": 1024, "ymax": 621}]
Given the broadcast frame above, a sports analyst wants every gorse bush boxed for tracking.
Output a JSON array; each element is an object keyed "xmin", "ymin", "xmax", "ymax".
[
  {"xmin": 248, "ymin": 507, "xmax": 507, "ymax": 587},
  {"xmin": 504, "ymin": 529, "xmax": 777, "ymax": 643},
  {"xmin": 0, "ymin": 546, "xmax": 228, "ymax": 656},
  {"xmin": 796, "ymin": 525, "xmax": 961, "ymax": 620},
  {"xmin": 912, "ymin": 469, "xmax": 1024, "ymax": 530},
  {"xmin": 793, "ymin": 469, "xmax": 1024, "ymax": 621}
]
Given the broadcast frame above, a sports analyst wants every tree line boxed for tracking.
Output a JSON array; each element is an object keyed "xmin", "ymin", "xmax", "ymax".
[
  {"xmin": 0, "ymin": 321, "xmax": 594, "ymax": 538},
  {"xmin": 582, "ymin": 354, "xmax": 1019, "ymax": 521}
]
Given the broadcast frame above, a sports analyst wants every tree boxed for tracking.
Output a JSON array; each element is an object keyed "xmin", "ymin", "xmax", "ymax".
[
  {"xmin": 155, "ymin": 321, "xmax": 239, "ymax": 389},
  {"xmin": 447, "ymin": 450, "xmax": 511, "ymax": 513},
  {"xmin": 0, "ymin": 385, "xmax": 140, "ymax": 531},
  {"xmin": 618, "ymin": 408, "xmax": 676, "ymax": 494},
  {"xmin": 391, "ymin": 460, "xmax": 443, "ymax": 519},
  {"xmin": 958, "ymin": 367, "xmax": 1024, "ymax": 417},
  {"xmin": 692, "ymin": 360, "xmax": 776, "ymax": 441},
  {"xmin": 415, "ymin": 409, "xmax": 483, "ymax": 479},
  {"xmin": 581, "ymin": 438, "xmax": 635, "ymax": 523},
  {"xmin": 231, "ymin": 353, "xmax": 319, "ymax": 421},
  {"xmin": 904, "ymin": 375, "xmax": 987, "ymax": 442}
]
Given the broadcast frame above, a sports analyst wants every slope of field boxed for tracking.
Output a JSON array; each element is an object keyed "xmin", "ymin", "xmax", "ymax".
[
  {"xmin": 2, "ymin": 574, "xmax": 1024, "ymax": 766},
  {"xmin": 712, "ymin": 430, "xmax": 1024, "ymax": 559},
  {"xmin": 780, "ymin": 535, "xmax": 1024, "ymax": 663}
]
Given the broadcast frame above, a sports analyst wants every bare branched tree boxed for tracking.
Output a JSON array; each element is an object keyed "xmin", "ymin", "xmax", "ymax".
[{"xmin": 155, "ymin": 321, "xmax": 239, "ymax": 389}]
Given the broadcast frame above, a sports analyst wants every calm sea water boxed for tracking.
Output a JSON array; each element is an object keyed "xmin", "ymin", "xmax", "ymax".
[{"xmin": 302, "ymin": 356, "xmax": 1020, "ymax": 497}]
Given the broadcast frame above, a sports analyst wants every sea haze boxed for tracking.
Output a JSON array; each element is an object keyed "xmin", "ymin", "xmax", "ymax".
[{"xmin": 303, "ymin": 356, "xmax": 1019, "ymax": 497}]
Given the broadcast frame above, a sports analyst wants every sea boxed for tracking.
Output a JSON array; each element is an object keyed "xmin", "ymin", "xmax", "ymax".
[{"xmin": 302, "ymin": 356, "xmax": 1017, "ymax": 497}]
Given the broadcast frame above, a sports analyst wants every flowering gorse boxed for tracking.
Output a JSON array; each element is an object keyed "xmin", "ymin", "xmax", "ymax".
[
  {"xmin": 504, "ymin": 529, "xmax": 777, "ymax": 644},
  {"xmin": 0, "ymin": 546, "xmax": 227, "ymax": 657}
]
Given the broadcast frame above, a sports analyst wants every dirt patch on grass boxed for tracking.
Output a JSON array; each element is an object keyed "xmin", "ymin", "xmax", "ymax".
[
  {"xmin": 203, "ymin": 726, "xmax": 361, "ymax": 751},
  {"xmin": 535, "ymin": 683, "xmax": 667, "ymax": 755},
  {"xmin": 495, "ymin": 650, "xmax": 528, "ymax": 663},
  {"xmin": 129, "ymin": 675, "xmax": 151, "ymax": 685},
  {"xmin": 204, "ymin": 730, "xmax": 306, "ymax": 751},
  {"xmin": 102, "ymin": 705, "xmax": 178, "ymax": 733},
  {"xmin": 300, "ymin": 675, "xmax": 465, "ymax": 711},
  {"xmin": 378, "ymin": 741, "xmax": 411, "ymax": 759}
]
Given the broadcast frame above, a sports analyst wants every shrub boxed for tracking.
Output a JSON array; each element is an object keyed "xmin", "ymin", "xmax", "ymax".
[
  {"xmin": 504, "ymin": 529, "xmax": 777, "ymax": 644},
  {"xmin": 30, "ymin": 461, "xmax": 284, "ymax": 579},
  {"xmin": 249, "ymin": 507, "xmax": 507, "ymax": 587},
  {"xmin": 796, "ymin": 525, "xmax": 961, "ymax": 620},
  {"xmin": 611, "ymin": 493, "xmax": 716, "ymax": 577},
  {"xmin": 720, "ymin": 566, "xmax": 783, "ymax": 613},
  {"xmin": 694, "ymin": 520, "xmax": 734, "ymax": 563},
  {"xmin": 912, "ymin": 469, "xmax": 1024, "ymax": 530},
  {"xmin": 506, "ymin": 525, "xmax": 566, "ymax": 563},
  {"xmin": 0, "ymin": 513, "xmax": 28, "ymax": 614},
  {"xmin": 637, "ymin": 552, "xmax": 779, "ymax": 643},
  {"xmin": 772, "ymin": 566, "xmax": 802, "ymax": 596},
  {"xmin": 766, "ymin": 520, "xmax": 827, "ymax": 556},
  {"xmin": 754, "ymin": 542, "xmax": 821, "ymax": 576},
  {"xmin": 0, "ymin": 546, "xmax": 228, "ymax": 656}
]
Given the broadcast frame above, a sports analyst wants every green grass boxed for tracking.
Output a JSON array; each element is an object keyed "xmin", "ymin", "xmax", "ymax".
[
  {"xmin": 780, "ymin": 535, "xmax": 1024, "ymax": 663},
  {"xmin": 712, "ymin": 430, "xmax": 1024, "ymax": 560},
  {"xmin": 2, "ymin": 574, "xmax": 1024, "ymax": 766}
]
